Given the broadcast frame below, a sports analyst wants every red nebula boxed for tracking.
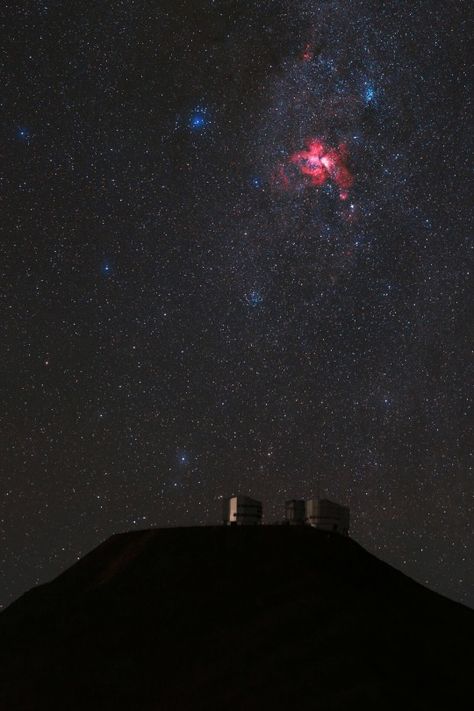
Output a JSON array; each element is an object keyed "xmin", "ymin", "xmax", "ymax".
[
  {"xmin": 290, "ymin": 138, "xmax": 354, "ymax": 198},
  {"xmin": 301, "ymin": 43, "xmax": 314, "ymax": 62},
  {"xmin": 273, "ymin": 163, "xmax": 290, "ymax": 190}
]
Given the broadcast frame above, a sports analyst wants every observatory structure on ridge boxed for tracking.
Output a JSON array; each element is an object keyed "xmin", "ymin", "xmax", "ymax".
[
  {"xmin": 285, "ymin": 497, "xmax": 350, "ymax": 535},
  {"xmin": 223, "ymin": 496, "xmax": 263, "ymax": 526}
]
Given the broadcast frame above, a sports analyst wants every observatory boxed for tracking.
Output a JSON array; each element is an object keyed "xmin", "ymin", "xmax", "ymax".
[
  {"xmin": 223, "ymin": 496, "xmax": 262, "ymax": 526},
  {"xmin": 285, "ymin": 498, "xmax": 350, "ymax": 535}
]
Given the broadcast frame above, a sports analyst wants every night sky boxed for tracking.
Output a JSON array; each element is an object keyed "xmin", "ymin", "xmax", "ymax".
[{"xmin": 2, "ymin": 1, "xmax": 472, "ymax": 609}]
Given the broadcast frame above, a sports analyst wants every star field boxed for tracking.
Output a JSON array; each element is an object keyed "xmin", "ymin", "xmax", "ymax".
[{"xmin": 1, "ymin": 1, "xmax": 472, "ymax": 608}]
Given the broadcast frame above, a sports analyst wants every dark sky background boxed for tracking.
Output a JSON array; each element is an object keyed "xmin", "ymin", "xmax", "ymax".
[{"xmin": 1, "ymin": 1, "xmax": 472, "ymax": 609}]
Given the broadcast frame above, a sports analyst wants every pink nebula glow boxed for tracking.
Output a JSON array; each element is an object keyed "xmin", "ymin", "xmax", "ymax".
[
  {"xmin": 301, "ymin": 43, "xmax": 314, "ymax": 62},
  {"xmin": 290, "ymin": 138, "xmax": 354, "ymax": 198}
]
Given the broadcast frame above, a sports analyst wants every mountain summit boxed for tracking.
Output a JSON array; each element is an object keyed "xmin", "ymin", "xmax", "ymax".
[{"xmin": 0, "ymin": 526, "xmax": 472, "ymax": 710}]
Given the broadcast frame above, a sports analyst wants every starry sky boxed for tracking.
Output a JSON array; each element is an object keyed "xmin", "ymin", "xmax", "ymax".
[{"xmin": 2, "ymin": 1, "xmax": 472, "ymax": 609}]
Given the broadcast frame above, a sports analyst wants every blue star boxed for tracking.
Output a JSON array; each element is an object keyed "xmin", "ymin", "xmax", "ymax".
[
  {"xmin": 363, "ymin": 83, "xmax": 376, "ymax": 105},
  {"xmin": 178, "ymin": 450, "xmax": 190, "ymax": 466},
  {"xmin": 189, "ymin": 108, "xmax": 209, "ymax": 131},
  {"xmin": 251, "ymin": 176, "xmax": 263, "ymax": 189},
  {"xmin": 101, "ymin": 261, "xmax": 112, "ymax": 275},
  {"xmin": 17, "ymin": 127, "xmax": 30, "ymax": 141},
  {"xmin": 247, "ymin": 290, "xmax": 264, "ymax": 307}
]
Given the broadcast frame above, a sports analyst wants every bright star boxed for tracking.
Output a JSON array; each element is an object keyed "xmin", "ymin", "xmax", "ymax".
[
  {"xmin": 363, "ymin": 83, "xmax": 376, "ymax": 104},
  {"xmin": 178, "ymin": 450, "xmax": 190, "ymax": 465},
  {"xmin": 189, "ymin": 108, "xmax": 209, "ymax": 131}
]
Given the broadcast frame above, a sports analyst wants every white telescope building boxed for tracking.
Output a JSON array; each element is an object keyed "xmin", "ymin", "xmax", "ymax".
[
  {"xmin": 285, "ymin": 498, "xmax": 350, "ymax": 535},
  {"xmin": 223, "ymin": 496, "xmax": 262, "ymax": 526}
]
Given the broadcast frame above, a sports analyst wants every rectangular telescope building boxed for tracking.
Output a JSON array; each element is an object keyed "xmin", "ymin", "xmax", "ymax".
[
  {"xmin": 223, "ymin": 496, "xmax": 262, "ymax": 526},
  {"xmin": 305, "ymin": 498, "xmax": 350, "ymax": 535},
  {"xmin": 285, "ymin": 498, "xmax": 350, "ymax": 535}
]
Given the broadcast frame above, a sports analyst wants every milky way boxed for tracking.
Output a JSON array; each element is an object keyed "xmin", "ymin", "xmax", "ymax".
[{"xmin": 1, "ymin": 1, "xmax": 472, "ymax": 609}]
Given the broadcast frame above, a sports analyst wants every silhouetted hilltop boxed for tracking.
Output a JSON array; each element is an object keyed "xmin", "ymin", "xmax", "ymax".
[{"xmin": 0, "ymin": 526, "xmax": 472, "ymax": 710}]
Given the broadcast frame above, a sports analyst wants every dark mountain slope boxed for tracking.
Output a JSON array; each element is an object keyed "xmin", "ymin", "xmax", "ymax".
[{"xmin": 0, "ymin": 526, "xmax": 472, "ymax": 710}]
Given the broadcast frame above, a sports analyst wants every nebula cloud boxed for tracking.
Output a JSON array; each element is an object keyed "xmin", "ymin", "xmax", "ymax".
[{"xmin": 290, "ymin": 138, "xmax": 354, "ymax": 200}]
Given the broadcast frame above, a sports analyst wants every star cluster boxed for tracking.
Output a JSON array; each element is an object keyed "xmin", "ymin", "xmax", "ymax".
[{"xmin": 1, "ymin": 1, "xmax": 472, "ymax": 608}]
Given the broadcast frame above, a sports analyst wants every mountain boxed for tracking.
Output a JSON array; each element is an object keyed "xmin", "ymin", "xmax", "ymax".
[{"xmin": 0, "ymin": 526, "xmax": 472, "ymax": 710}]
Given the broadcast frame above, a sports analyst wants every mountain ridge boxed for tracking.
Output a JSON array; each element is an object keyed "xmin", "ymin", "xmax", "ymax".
[{"xmin": 1, "ymin": 526, "xmax": 472, "ymax": 710}]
